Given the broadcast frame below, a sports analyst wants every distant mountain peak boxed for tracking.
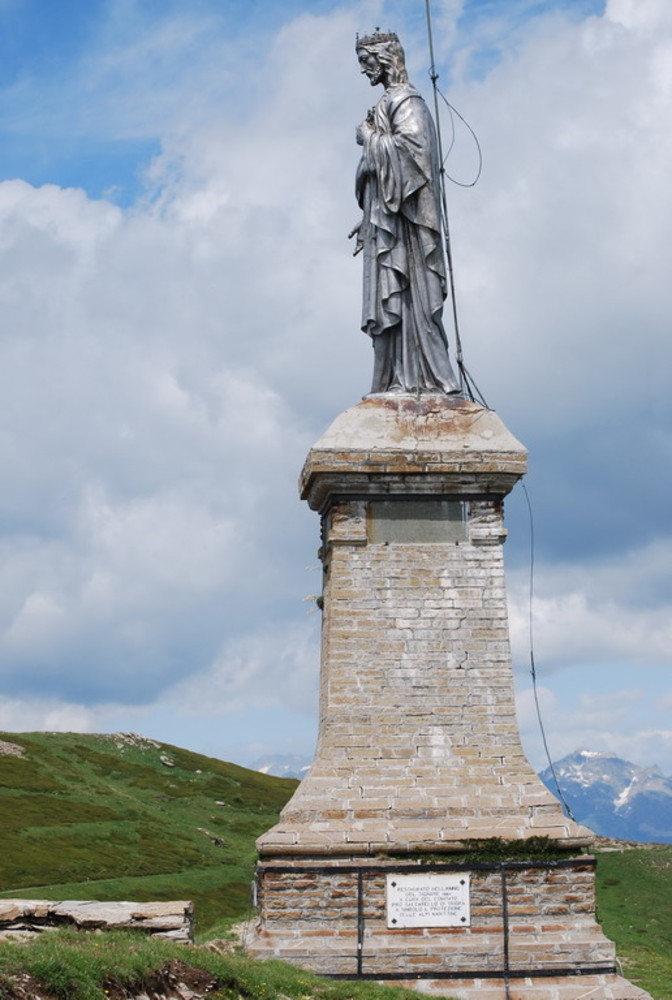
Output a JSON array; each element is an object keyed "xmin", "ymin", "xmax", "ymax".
[
  {"xmin": 252, "ymin": 753, "xmax": 311, "ymax": 780},
  {"xmin": 540, "ymin": 749, "xmax": 672, "ymax": 843}
]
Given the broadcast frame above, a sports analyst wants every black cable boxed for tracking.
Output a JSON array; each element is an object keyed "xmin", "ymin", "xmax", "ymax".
[
  {"xmin": 520, "ymin": 481, "xmax": 576, "ymax": 821},
  {"xmin": 436, "ymin": 89, "xmax": 483, "ymax": 188},
  {"xmin": 458, "ymin": 361, "xmax": 488, "ymax": 408}
]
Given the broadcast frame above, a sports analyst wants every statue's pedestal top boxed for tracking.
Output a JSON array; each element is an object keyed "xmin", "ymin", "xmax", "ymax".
[{"xmin": 300, "ymin": 395, "xmax": 527, "ymax": 511}]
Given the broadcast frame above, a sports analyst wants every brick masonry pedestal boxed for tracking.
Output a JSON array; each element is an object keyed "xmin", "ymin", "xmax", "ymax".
[{"xmin": 246, "ymin": 396, "xmax": 651, "ymax": 1000}]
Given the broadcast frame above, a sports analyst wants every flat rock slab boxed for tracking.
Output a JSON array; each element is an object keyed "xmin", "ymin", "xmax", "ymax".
[{"xmin": 0, "ymin": 900, "xmax": 193, "ymax": 943}]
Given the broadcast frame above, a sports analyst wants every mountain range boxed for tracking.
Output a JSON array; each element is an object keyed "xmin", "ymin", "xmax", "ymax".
[
  {"xmin": 539, "ymin": 749, "xmax": 672, "ymax": 844},
  {"xmin": 255, "ymin": 748, "xmax": 672, "ymax": 843},
  {"xmin": 252, "ymin": 753, "xmax": 312, "ymax": 780}
]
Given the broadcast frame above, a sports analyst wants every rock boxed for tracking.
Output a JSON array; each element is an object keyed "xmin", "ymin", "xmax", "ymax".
[
  {"xmin": 0, "ymin": 900, "xmax": 193, "ymax": 943},
  {"xmin": 0, "ymin": 902, "xmax": 26, "ymax": 921}
]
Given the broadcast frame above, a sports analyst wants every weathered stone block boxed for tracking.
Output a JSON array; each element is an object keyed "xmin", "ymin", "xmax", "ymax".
[{"xmin": 0, "ymin": 900, "xmax": 192, "ymax": 942}]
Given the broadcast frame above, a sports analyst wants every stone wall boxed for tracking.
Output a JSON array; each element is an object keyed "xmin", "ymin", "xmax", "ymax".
[{"xmin": 252, "ymin": 857, "xmax": 614, "ymax": 978}]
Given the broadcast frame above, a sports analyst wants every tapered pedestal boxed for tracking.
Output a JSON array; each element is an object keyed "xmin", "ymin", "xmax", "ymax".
[{"xmin": 247, "ymin": 396, "xmax": 650, "ymax": 1000}]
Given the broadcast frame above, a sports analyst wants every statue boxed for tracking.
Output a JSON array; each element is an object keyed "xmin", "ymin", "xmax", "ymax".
[{"xmin": 350, "ymin": 32, "xmax": 460, "ymax": 396}]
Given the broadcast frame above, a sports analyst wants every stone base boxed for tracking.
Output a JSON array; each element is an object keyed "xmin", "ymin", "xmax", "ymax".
[{"xmin": 246, "ymin": 855, "xmax": 653, "ymax": 998}]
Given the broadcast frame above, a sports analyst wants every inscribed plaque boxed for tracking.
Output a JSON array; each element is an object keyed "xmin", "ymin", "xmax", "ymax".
[
  {"xmin": 368, "ymin": 500, "xmax": 466, "ymax": 544},
  {"xmin": 386, "ymin": 873, "xmax": 470, "ymax": 928}
]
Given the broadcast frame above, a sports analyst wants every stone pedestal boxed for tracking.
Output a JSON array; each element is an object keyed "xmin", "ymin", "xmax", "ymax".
[{"xmin": 247, "ymin": 396, "xmax": 651, "ymax": 1000}]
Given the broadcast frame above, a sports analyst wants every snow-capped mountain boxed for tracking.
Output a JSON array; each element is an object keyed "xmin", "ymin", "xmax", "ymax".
[
  {"xmin": 539, "ymin": 749, "xmax": 672, "ymax": 843},
  {"xmin": 252, "ymin": 753, "xmax": 312, "ymax": 780}
]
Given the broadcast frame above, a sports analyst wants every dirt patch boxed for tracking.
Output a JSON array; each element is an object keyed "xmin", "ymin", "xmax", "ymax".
[
  {"xmin": 0, "ymin": 970, "xmax": 59, "ymax": 999},
  {"xmin": 103, "ymin": 959, "xmax": 221, "ymax": 999},
  {"xmin": 0, "ymin": 961, "xmax": 222, "ymax": 1000}
]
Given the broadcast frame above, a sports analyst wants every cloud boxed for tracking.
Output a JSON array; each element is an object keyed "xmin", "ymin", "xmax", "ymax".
[
  {"xmin": 516, "ymin": 682, "xmax": 672, "ymax": 774},
  {"xmin": 0, "ymin": 3, "xmax": 234, "ymax": 143},
  {"xmin": 0, "ymin": 695, "xmax": 97, "ymax": 735},
  {"xmin": 167, "ymin": 620, "xmax": 321, "ymax": 717},
  {"xmin": 0, "ymin": 160, "xmax": 320, "ymax": 708},
  {"xmin": 507, "ymin": 538, "xmax": 672, "ymax": 673},
  {"xmin": 451, "ymin": 1, "xmax": 672, "ymax": 397}
]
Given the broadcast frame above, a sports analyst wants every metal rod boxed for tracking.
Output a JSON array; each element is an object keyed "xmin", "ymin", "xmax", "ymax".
[
  {"xmin": 323, "ymin": 966, "xmax": 617, "ymax": 981},
  {"xmin": 424, "ymin": 0, "xmax": 466, "ymax": 390},
  {"xmin": 500, "ymin": 868, "xmax": 512, "ymax": 1000},
  {"xmin": 356, "ymin": 871, "xmax": 365, "ymax": 974}
]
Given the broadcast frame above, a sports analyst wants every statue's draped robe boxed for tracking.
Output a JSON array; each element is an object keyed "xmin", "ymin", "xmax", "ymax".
[{"xmin": 356, "ymin": 84, "xmax": 459, "ymax": 394}]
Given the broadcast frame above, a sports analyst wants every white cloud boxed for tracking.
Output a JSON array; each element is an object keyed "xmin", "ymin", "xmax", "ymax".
[
  {"xmin": 0, "ymin": 696, "xmax": 97, "ymax": 734},
  {"xmin": 508, "ymin": 540, "xmax": 672, "ymax": 671},
  {"xmin": 517, "ymin": 682, "xmax": 672, "ymax": 774},
  {"xmin": 442, "ymin": 0, "xmax": 672, "ymax": 431},
  {"xmin": 606, "ymin": 0, "xmax": 672, "ymax": 32},
  {"xmin": 167, "ymin": 620, "xmax": 321, "ymax": 718}
]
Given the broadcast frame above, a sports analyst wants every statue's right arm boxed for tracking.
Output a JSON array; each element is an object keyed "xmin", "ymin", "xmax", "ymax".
[
  {"xmin": 348, "ymin": 220, "xmax": 364, "ymax": 256},
  {"xmin": 355, "ymin": 157, "xmax": 369, "ymax": 208}
]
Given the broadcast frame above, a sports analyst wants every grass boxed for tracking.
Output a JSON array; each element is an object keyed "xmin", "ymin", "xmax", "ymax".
[
  {"xmin": 0, "ymin": 930, "xmax": 434, "ymax": 1000},
  {"xmin": 595, "ymin": 846, "xmax": 672, "ymax": 1000}
]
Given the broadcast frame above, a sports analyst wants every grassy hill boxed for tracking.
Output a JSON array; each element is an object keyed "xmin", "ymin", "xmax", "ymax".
[
  {"xmin": 0, "ymin": 731, "xmax": 671, "ymax": 999},
  {"xmin": 0, "ymin": 730, "xmax": 297, "ymax": 935},
  {"xmin": 594, "ymin": 845, "xmax": 672, "ymax": 999}
]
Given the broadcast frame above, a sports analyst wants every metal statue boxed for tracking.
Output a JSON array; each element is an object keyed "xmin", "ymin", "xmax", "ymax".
[{"xmin": 350, "ymin": 31, "xmax": 460, "ymax": 396}]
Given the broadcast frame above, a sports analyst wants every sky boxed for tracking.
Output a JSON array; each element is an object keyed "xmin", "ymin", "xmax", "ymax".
[{"xmin": 0, "ymin": 0, "xmax": 671, "ymax": 778}]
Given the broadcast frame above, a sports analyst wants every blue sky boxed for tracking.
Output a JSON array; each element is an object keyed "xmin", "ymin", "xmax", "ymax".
[
  {"xmin": 0, "ymin": 0, "xmax": 671, "ymax": 778},
  {"xmin": 0, "ymin": 0, "xmax": 605, "ymax": 198}
]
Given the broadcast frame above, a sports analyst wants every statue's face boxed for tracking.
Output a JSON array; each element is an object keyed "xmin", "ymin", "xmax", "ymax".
[{"xmin": 358, "ymin": 49, "xmax": 384, "ymax": 86}]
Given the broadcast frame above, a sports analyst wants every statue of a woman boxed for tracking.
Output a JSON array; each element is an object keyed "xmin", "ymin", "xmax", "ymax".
[{"xmin": 350, "ymin": 32, "xmax": 460, "ymax": 396}]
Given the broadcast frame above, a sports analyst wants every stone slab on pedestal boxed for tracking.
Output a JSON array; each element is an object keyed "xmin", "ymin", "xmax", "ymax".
[{"xmin": 300, "ymin": 395, "xmax": 527, "ymax": 509}]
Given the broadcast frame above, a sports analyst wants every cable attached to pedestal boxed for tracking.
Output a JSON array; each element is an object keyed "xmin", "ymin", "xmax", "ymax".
[{"xmin": 520, "ymin": 481, "xmax": 576, "ymax": 821}]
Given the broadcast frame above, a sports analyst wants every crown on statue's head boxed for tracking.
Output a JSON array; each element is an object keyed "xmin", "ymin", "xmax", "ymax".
[{"xmin": 356, "ymin": 29, "xmax": 399, "ymax": 49}]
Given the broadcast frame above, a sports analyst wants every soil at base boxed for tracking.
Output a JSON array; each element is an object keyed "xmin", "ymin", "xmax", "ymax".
[{"xmin": 0, "ymin": 959, "xmax": 222, "ymax": 1000}]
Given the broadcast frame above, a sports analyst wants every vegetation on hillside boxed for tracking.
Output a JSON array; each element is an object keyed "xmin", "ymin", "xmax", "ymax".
[
  {"xmin": 0, "ymin": 731, "xmax": 296, "ymax": 934},
  {"xmin": 595, "ymin": 847, "xmax": 672, "ymax": 1000}
]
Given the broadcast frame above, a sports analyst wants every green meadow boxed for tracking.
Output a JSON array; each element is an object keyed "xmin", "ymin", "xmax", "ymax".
[{"xmin": 0, "ymin": 730, "xmax": 296, "ymax": 935}]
